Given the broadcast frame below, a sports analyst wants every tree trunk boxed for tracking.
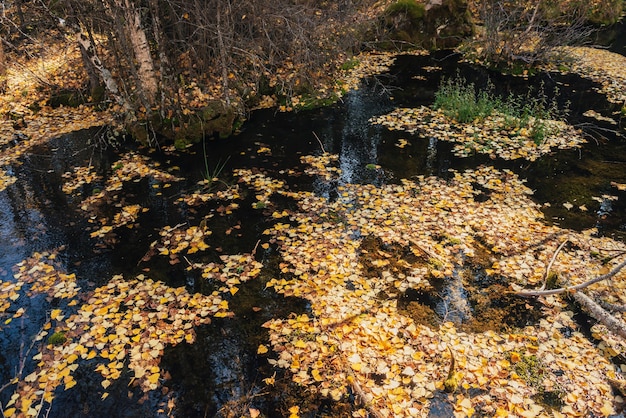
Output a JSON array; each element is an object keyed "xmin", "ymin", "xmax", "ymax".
[
  {"xmin": 122, "ymin": 0, "xmax": 158, "ymax": 106},
  {"xmin": 76, "ymin": 32, "xmax": 132, "ymax": 116},
  {"xmin": 78, "ymin": 31, "xmax": 103, "ymax": 95},
  {"xmin": 216, "ymin": 3, "xmax": 231, "ymax": 105}
]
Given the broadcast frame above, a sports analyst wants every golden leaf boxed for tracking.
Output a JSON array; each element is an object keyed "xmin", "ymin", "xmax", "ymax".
[
  {"xmin": 148, "ymin": 372, "xmax": 160, "ymax": 384},
  {"xmin": 65, "ymin": 378, "xmax": 77, "ymax": 390},
  {"xmin": 257, "ymin": 344, "xmax": 269, "ymax": 354},
  {"xmin": 311, "ymin": 369, "xmax": 323, "ymax": 382}
]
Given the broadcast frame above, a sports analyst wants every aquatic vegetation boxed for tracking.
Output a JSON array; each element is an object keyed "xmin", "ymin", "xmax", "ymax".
[
  {"xmin": 433, "ymin": 76, "xmax": 499, "ymax": 123},
  {"xmin": 431, "ymin": 75, "xmax": 570, "ymax": 144},
  {"xmin": 371, "ymin": 105, "xmax": 585, "ymax": 160}
]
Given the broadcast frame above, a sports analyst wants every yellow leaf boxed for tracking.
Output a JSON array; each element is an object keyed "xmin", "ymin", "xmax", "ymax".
[
  {"xmin": 294, "ymin": 339, "xmax": 306, "ymax": 348},
  {"xmin": 257, "ymin": 344, "xmax": 269, "ymax": 354},
  {"xmin": 229, "ymin": 287, "xmax": 239, "ymax": 296},
  {"xmin": 67, "ymin": 353, "xmax": 78, "ymax": 364},
  {"xmin": 101, "ymin": 392, "xmax": 109, "ymax": 400},
  {"xmin": 25, "ymin": 371, "xmax": 38, "ymax": 383},
  {"xmin": 148, "ymin": 372, "xmax": 160, "ymax": 384},
  {"xmin": 311, "ymin": 369, "xmax": 323, "ymax": 382},
  {"xmin": 65, "ymin": 378, "xmax": 77, "ymax": 390},
  {"xmin": 50, "ymin": 309, "xmax": 62, "ymax": 320},
  {"xmin": 350, "ymin": 362, "xmax": 362, "ymax": 372},
  {"xmin": 263, "ymin": 372, "xmax": 276, "ymax": 386},
  {"xmin": 4, "ymin": 408, "xmax": 16, "ymax": 417},
  {"xmin": 102, "ymin": 379, "xmax": 111, "ymax": 389}
]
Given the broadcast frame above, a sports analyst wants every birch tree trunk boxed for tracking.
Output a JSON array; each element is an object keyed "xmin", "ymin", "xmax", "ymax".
[
  {"xmin": 76, "ymin": 33, "xmax": 120, "ymax": 98},
  {"xmin": 121, "ymin": 0, "xmax": 158, "ymax": 106},
  {"xmin": 76, "ymin": 31, "xmax": 135, "ymax": 118}
]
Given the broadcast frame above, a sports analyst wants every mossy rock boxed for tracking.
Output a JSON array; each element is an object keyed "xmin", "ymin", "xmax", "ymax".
[
  {"xmin": 379, "ymin": 0, "xmax": 473, "ymax": 49},
  {"xmin": 386, "ymin": 0, "xmax": 426, "ymax": 20},
  {"xmin": 587, "ymin": 0, "xmax": 624, "ymax": 25},
  {"xmin": 129, "ymin": 101, "xmax": 239, "ymax": 145},
  {"xmin": 183, "ymin": 102, "xmax": 238, "ymax": 141}
]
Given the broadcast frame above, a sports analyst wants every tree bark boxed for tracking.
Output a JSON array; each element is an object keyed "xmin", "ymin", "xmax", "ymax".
[
  {"xmin": 0, "ymin": 37, "xmax": 5, "ymax": 76},
  {"xmin": 573, "ymin": 291, "xmax": 626, "ymax": 339},
  {"xmin": 121, "ymin": 0, "xmax": 158, "ymax": 106},
  {"xmin": 76, "ymin": 31, "xmax": 133, "ymax": 117}
]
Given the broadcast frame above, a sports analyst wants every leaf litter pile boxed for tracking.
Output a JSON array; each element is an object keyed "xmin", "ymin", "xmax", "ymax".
[{"xmin": 242, "ymin": 155, "xmax": 626, "ymax": 417}]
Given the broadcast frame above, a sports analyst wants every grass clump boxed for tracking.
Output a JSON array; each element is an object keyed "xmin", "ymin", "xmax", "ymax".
[
  {"xmin": 433, "ymin": 75, "xmax": 569, "ymax": 144},
  {"xmin": 434, "ymin": 76, "xmax": 497, "ymax": 123}
]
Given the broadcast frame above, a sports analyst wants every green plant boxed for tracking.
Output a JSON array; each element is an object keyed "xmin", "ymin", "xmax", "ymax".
[
  {"xmin": 340, "ymin": 58, "xmax": 360, "ymax": 71},
  {"xmin": 433, "ymin": 76, "xmax": 498, "ymax": 123},
  {"xmin": 512, "ymin": 352, "xmax": 564, "ymax": 409},
  {"xmin": 201, "ymin": 138, "xmax": 230, "ymax": 192},
  {"xmin": 434, "ymin": 75, "xmax": 569, "ymax": 144},
  {"xmin": 48, "ymin": 331, "xmax": 67, "ymax": 345}
]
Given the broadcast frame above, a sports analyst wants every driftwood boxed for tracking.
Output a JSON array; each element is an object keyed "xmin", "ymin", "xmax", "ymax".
[{"xmin": 572, "ymin": 291, "xmax": 626, "ymax": 339}]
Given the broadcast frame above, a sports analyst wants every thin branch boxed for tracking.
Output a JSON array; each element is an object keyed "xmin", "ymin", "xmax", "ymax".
[
  {"xmin": 516, "ymin": 258, "xmax": 626, "ymax": 297},
  {"xmin": 312, "ymin": 131, "xmax": 326, "ymax": 154},
  {"xmin": 538, "ymin": 239, "xmax": 569, "ymax": 291}
]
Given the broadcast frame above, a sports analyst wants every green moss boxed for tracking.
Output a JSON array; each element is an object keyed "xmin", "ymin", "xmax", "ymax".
[
  {"xmin": 386, "ymin": 0, "xmax": 425, "ymax": 20},
  {"xmin": 174, "ymin": 138, "xmax": 190, "ymax": 150},
  {"xmin": 512, "ymin": 353, "xmax": 564, "ymax": 409},
  {"xmin": 296, "ymin": 93, "xmax": 341, "ymax": 111},
  {"xmin": 48, "ymin": 331, "xmax": 67, "ymax": 345}
]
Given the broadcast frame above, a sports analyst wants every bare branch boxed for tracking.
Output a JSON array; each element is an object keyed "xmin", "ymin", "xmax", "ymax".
[
  {"xmin": 516, "ymin": 258, "xmax": 626, "ymax": 297},
  {"xmin": 538, "ymin": 239, "xmax": 569, "ymax": 291}
]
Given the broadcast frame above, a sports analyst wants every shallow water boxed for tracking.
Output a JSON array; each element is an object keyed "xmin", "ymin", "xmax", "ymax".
[{"xmin": 0, "ymin": 51, "xmax": 625, "ymax": 416}]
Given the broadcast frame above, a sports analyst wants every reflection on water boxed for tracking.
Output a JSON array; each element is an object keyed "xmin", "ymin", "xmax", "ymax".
[{"xmin": 0, "ymin": 50, "xmax": 624, "ymax": 416}]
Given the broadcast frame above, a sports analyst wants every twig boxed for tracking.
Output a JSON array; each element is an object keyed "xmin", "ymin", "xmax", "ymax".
[
  {"xmin": 251, "ymin": 239, "xmax": 261, "ymax": 256},
  {"xmin": 312, "ymin": 131, "xmax": 326, "ymax": 154},
  {"xmin": 516, "ymin": 258, "xmax": 626, "ymax": 297},
  {"xmin": 539, "ymin": 239, "xmax": 568, "ymax": 291}
]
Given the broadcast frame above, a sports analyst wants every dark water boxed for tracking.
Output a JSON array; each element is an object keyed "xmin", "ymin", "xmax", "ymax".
[{"xmin": 0, "ymin": 49, "xmax": 625, "ymax": 417}]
